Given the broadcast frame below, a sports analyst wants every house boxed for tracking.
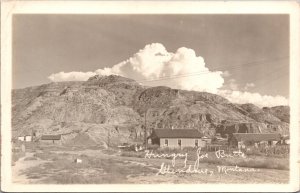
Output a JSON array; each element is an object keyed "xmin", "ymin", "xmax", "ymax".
[
  {"xmin": 17, "ymin": 130, "xmax": 36, "ymax": 142},
  {"xmin": 229, "ymin": 133, "xmax": 281, "ymax": 147},
  {"xmin": 17, "ymin": 135, "xmax": 32, "ymax": 142},
  {"xmin": 148, "ymin": 129, "xmax": 205, "ymax": 148},
  {"xmin": 40, "ymin": 134, "xmax": 62, "ymax": 144}
]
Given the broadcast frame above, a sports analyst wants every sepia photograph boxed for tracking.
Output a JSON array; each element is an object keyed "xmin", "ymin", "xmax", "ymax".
[{"xmin": 1, "ymin": 1, "xmax": 299, "ymax": 192}]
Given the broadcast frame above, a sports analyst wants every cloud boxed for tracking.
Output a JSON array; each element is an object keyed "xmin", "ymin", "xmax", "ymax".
[
  {"xmin": 228, "ymin": 79, "xmax": 239, "ymax": 90},
  {"xmin": 222, "ymin": 70, "xmax": 231, "ymax": 78},
  {"xmin": 244, "ymin": 83, "xmax": 255, "ymax": 91},
  {"xmin": 48, "ymin": 71, "xmax": 96, "ymax": 82},
  {"xmin": 48, "ymin": 43, "xmax": 224, "ymax": 93},
  {"xmin": 218, "ymin": 90, "xmax": 288, "ymax": 108},
  {"xmin": 48, "ymin": 43, "xmax": 288, "ymax": 107}
]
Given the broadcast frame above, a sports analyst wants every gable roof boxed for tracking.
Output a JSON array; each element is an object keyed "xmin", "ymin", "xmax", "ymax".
[
  {"xmin": 233, "ymin": 133, "xmax": 281, "ymax": 142},
  {"xmin": 41, "ymin": 134, "xmax": 61, "ymax": 140},
  {"xmin": 151, "ymin": 129, "xmax": 203, "ymax": 139}
]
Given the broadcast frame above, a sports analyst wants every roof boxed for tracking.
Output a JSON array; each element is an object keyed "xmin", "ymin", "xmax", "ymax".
[
  {"xmin": 282, "ymin": 135, "xmax": 290, "ymax": 140},
  {"xmin": 233, "ymin": 133, "xmax": 281, "ymax": 142},
  {"xmin": 18, "ymin": 130, "xmax": 32, "ymax": 137},
  {"xmin": 41, "ymin": 134, "xmax": 61, "ymax": 140},
  {"xmin": 150, "ymin": 129, "xmax": 203, "ymax": 139}
]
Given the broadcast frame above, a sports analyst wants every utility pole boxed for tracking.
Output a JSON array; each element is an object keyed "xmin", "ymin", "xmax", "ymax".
[{"xmin": 144, "ymin": 110, "xmax": 148, "ymax": 149}]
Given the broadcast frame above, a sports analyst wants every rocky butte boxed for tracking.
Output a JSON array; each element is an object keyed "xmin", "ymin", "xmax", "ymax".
[{"xmin": 12, "ymin": 75, "xmax": 289, "ymax": 147}]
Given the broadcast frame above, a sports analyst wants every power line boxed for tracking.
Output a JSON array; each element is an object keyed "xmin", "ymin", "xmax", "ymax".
[{"xmin": 135, "ymin": 56, "xmax": 288, "ymax": 83}]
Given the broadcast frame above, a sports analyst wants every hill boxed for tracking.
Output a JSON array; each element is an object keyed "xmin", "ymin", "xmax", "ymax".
[{"xmin": 12, "ymin": 75, "xmax": 289, "ymax": 147}]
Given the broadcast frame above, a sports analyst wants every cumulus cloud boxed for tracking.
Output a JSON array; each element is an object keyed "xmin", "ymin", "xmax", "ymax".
[
  {"xmin": 222, "ymin": 70, "xmax": 231, "ymax": 78},
  {"xmin": 48, "ymin": 43, "xmax": 224, "ymax": 93},
  {"xmin": 228, "ymin": 79, "xmax": 239, "ymax": 90},
  {"xmin": 218, "ymin": 90, "xmax": 288, "ymax": 108},
  {"xmin": 48, "ymin": 43, "xmax": 288, "ymax": 107},
  {"xmin": 48, "ymin": 71, "xmax": 96, "ymax": 82},
  {"xmin": 244, "ymin": 83, "xmax": 255, "ymax": 91}
]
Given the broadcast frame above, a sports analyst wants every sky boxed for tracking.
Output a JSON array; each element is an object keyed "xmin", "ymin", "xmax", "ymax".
[{"xmin": 13, "ymin": 14, "xmax": 289, "ymax": 107}]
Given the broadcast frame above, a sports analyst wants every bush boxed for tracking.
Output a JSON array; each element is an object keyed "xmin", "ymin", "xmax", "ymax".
[
  {"xmin": 182, "ymin": 146, "xmax": 197, "ymax": 152},
  {"xmin": 147, "ymin": 144, "xmax": 159, "ymax": 150},
  {"xmin": 244, "ymin": 145, "xmax": 289, "ymax": 158},
  {"xmin": 244, "ymin": 148, "xmax": 264, "ymax": 156},
  {"xmin": 155, "ymin": 147, "xmax": 182, "ymax": 154}
]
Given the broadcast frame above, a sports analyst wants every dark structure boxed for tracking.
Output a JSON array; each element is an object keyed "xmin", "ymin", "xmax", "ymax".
[
  {"xmin": 229, "ymin": 133, "xmax": 281, "ymax": 147},
  {"xmin": 40, "ymin": 134, "xmax": 62, "ymax": 144}
]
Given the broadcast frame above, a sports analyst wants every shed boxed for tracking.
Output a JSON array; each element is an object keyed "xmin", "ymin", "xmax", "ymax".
[{"xmin": 148, "ymin": 129, "xmax": 205, "ymax": 148}]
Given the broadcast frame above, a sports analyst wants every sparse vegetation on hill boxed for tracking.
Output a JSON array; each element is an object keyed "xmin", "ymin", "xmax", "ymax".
[{"xmin": 12, "ymin": 75, "xmax": 289, "ymax": 146}]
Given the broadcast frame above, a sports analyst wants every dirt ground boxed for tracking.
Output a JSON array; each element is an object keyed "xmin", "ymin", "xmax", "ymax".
[
  {"xmin": 12, "ymin": 148, "xmax": 289, "ymax": 184},
  {"xmin": 12, "ymin": 152, "xmax": 49, "ymax": 183}
]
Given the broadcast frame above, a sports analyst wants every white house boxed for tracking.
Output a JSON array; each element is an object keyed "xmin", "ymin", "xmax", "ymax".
[{"xmin": 17, "ymin": 135, "xmax": 32, "ymax": 142}]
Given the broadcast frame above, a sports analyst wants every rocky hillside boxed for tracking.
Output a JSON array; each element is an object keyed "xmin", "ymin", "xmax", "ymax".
[{"xmin": 12, "ymin": 75, "xmax": 289, "ymax": 147}]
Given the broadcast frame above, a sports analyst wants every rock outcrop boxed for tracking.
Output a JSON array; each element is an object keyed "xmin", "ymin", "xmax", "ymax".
[{"xmin": 12, "ymin": 75, "xmax": 289, "ymax": 146}]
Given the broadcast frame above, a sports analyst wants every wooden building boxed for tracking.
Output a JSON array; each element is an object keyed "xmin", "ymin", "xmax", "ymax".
[
  {"xmin": 40, "ymin": 134, "xmax": 62, "ymax": 144},
  {"xmin": 229, "ymin": 133, "xmax": 281, "ymax": 147},
  {"xmin": 148, "ymin": 129, "xmax": 205, "ymax": 148}
]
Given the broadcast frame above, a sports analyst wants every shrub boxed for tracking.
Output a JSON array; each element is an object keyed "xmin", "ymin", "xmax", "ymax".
[
  {"xmin": 147, "ymin": 144, "xmax": 159, "ymax": 150},
  {"xmin": 155, "ymin": 147, "xmax": 182, "ymax": 154},
  {"xmin": 182, "ymin": 146, "xmax": 197, "ymax": 152}
]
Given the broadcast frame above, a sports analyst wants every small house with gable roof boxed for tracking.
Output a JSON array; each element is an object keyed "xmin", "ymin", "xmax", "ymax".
[{"xmin": 148, "ymin": 129, "xmax": 205, "ymax": 148}]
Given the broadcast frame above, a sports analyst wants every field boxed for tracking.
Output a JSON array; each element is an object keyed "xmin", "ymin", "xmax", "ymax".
[{"xmin": 12, "ymin": 143, "xmax": 289, "ymax": 184}]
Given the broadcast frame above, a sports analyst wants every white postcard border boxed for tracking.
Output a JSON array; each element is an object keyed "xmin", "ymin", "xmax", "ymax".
[{"xmin": 1, "ymin": 1, "xmax": 299, "ymax": 192}]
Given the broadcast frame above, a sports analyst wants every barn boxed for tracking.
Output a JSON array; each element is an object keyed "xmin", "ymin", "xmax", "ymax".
[
  {"xmin": 148, "ymin": 129, "xmax": 205, "ymax": 148},
  {"xmin": 40, "ymin": 134, "xmax": 62, "ymax": 144}
]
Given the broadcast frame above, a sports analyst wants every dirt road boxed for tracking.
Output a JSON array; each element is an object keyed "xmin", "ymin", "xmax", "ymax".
[{"xmin": 12, "ymin": 152, "xmax": 48, "ymax": 184}]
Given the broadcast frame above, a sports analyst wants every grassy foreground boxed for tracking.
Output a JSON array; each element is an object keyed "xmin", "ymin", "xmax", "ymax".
[{"xmin": 12, "ymin": 144, "xmax": 289, "ymax": 184}]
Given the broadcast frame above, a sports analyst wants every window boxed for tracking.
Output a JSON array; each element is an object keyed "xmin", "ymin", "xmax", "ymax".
[
  {"xmin": 195, "ymin": 139, "xmax": 198, "ymax": 147},
  {"xmin": 178, "ymin": 139, "xmax": 181, "ymax": 146},
  {"xmin": 165, "ymin": 139, "xmax": 168, "ymax": 146}
]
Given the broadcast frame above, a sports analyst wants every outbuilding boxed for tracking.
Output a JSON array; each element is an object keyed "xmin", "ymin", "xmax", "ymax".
[
  {"xmin": 40, "ymin": 134, "xmax": 62, "ymax": 144},
  {"xmin": 229, "ymin": 133, "xmax": 281, "ymax": 147}
]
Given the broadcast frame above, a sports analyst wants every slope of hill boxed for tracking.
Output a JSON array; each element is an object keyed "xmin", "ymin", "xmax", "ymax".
[
  {"xmin": 12, "ymin": 75, "xmax": 289, "ymax": 146},
  {"xmin": 262, "ymin": 106, "xmax": 290, "ymax": 123}
]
